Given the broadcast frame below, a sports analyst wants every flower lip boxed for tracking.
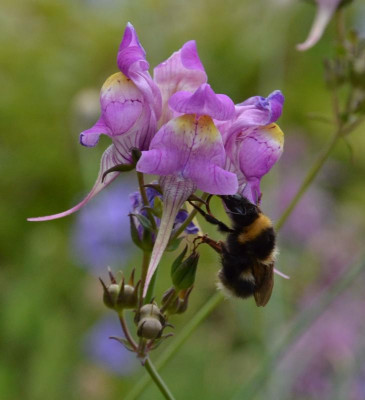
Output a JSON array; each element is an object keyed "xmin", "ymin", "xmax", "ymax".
[{"xmin": 168, "ymin": 83, "xmax": 235, "ymax": 121}]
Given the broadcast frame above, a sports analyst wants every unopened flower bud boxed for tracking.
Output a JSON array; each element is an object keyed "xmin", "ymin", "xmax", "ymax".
[
  {"xmin": 138, "ymin": 303, "xmax": 162, "ymax": 321},
  {"xmin": 137, "ymin": 318, "xmax": 163, "ymax": 340},
  {"xmin": 171, "ymin": 247, "xmax": 199, "ymax": 291},
  {"xmin": 115, "ymin": 281, "xmax": 139, "ymax": 311},
  {"xmin": 100, "ymin": 269, "xmax": 140, "ymax": 311},
  {"xmin": 175, "ymin": 288, "xmax": 193, "ymax": 314},
  {"xmin": 101, "ymin": 283, "xmax": 120, "ymax": 309}
]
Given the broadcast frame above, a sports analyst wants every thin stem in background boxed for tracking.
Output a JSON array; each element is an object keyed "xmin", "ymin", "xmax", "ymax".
[
  {"xmin": 275, "ymin": 130, "xmax": 340, "ymax": 231},
  {"xmin": 143, "ymin": 358, "xmax": 176, "ymax": 400},
  {"xmin": 118, "ymin": 313, "xmax": 138, "ymax": 351},
  {"xmin": 231, "ymin": 255, "xmax": 365, "ymax": 400}
]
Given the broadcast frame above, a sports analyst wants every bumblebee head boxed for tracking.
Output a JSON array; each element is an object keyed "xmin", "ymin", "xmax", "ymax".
[{"xmin": 219, "ymin": 195, "xmax": 260, "ymax": 227}]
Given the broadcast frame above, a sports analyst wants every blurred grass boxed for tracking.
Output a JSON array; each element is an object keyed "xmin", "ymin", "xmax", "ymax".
[{"xmin": 1, "ymin": 0, "xmax": 365, "ymax": 399}]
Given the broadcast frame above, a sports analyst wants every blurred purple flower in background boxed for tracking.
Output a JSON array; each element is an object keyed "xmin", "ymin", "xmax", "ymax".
[
  {"xmin": 71, "ymin": 181, "xmax": 135, "ymax": 274},
  {"xmin": 284, "ymin": 295, "xmax": 365, "ymax": 399},
  {"xmin": 84, "ymin": 316, "xmax": 138, "ymax": 375}
]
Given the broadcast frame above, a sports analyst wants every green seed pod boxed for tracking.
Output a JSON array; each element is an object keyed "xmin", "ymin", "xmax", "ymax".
[
  {"xmin": 103, "ymin": 283, "xmax": 120, "ymax": 309},
  {"xmin": 137, "ymin": 318, "xmax": 163, "ymax": 340}
]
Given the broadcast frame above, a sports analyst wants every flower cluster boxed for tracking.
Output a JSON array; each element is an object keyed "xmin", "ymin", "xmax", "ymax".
[{"xmin": 29, "ymin": 22, "xmax": 284, "ymax": 296}]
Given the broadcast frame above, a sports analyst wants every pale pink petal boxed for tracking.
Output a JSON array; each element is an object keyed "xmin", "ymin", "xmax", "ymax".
[
  {"xmin": 186, "ymin": 163, "xmax": 237, "ymax": 195},
  {"xmin": 137, "ymin": 149, "xmax": 181, "ymax": 176},
  {"xmin": 169, "ymin": 84, "xmax": 235, "ymax": 121}
]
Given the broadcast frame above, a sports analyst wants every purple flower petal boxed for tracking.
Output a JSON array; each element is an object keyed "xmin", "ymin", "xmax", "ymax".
[
  {"xmin": 117, "ymin": 23, "xmax": 162, "ymax": 121},
  {"xmin": 137, "ymin": 114, "xmax": 238, "ymax": 195},
  {"xmin": 117, "ymin": 22, "xmax": 149, "ymax": 75},
  {"xmin": 169, "ymin": 84, "xmax": 235, "ymax": 121},
  {"xmin": 231, "ymin": 90, "xmax": 284, "ymax": 130},
  {"xmin": 297, "ymin": 0, "xmax": 342, "ymax": 51},
  {"xmin": 154, "ymin": 40, "xmax": 207, "ymax": 126},
  {"xmin": 225, "ymin": 123, "xmax": 284, "ymax": 203},
  {"xmin": 80, "ymin": 118, "xmax": 110, "ymax": 147}
]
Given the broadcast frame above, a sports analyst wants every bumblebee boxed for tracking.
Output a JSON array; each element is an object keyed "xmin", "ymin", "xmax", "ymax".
[{"xmin": 191, "ymin": 194, "xmax": 277, "ymax": 307}]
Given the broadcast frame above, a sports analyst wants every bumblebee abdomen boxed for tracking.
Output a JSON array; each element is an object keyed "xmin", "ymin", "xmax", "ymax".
[
  {"xmin": 218, "ymin": 245, "xmax": 257, "ymax": 298},
  {"xmin": 237, "ymin": 213, "xmax": 276, "ymax": 262}
]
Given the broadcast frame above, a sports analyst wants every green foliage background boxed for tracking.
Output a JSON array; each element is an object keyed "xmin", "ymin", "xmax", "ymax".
[{"xmin": 1, "ymin": 0, "xmax": 365, "ymax": 399}]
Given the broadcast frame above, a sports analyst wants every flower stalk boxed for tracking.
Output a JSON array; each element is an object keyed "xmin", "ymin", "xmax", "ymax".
[{"xmin": 144, "ymin": 358, "xmax": 176, "ymax": 400}]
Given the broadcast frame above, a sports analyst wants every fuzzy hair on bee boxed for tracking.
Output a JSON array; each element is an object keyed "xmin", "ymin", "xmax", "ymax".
[{"xmin": 191, "ymin": 194, "xmax": 277, "ymax": 307}]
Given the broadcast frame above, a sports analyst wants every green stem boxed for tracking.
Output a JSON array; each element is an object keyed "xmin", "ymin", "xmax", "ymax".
[
  {"xmin": 139, "ymin": 251, "xmax": 151, "ymax": 307},
  {"xmin": 169, "ymin": 192, "xmax": 210, "ymax": 243},
  {"xmin": 275, "ymin": 131, "xmax": 340, "ymax": 232},
  {"xmin": 118, "ymin": 313, "xmax": 138, "ymax": 351},
  {"xmin": 125, "ymin": 293, "xmax": 224, "ymax": 400},
  {"xmin": 143, "ymin": 358, "xmax": 176, "ymax": 400},
  {"xmin": 232, "ymin": 255, "xmax": 365, "ymax": 400}
]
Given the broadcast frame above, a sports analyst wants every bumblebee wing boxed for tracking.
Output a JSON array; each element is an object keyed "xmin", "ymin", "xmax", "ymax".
[{"xmin": 252, "ymin": 262, "xmax": 274, "ymax": 307}]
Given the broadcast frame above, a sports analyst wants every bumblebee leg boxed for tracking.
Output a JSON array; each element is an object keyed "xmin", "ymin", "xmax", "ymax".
[
  {"xmin": 188, "ymin": 200, "xmax": 233, "ymax": 233},
  {"xmin": 196, "ymin": 235, "xmax": 224, "ymax": 254}
]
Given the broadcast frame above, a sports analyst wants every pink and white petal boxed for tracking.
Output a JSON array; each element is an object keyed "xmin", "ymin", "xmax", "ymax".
[
  {"xmin": 80, "ymin": 118, "xmax": 110, "ymax": 147},
  {"xmin": 296, "ymin": 0, "xmax": 341, "ymax": 51},
  {"xmin": 169, "ymin": 84, "xmax": 235, "ymax": 121},
  {"xmin": 28, "ymin": 146, "xmax": 121, "ymax": 222},
  {"xmin": 137, "ymin": 148, "xmax": 181, "ymax": 176}
]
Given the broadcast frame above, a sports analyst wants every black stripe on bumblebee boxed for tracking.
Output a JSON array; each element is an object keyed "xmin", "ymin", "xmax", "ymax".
[{"xmin": 190, "ymin": 194, "xmax": 277, "ymax": 307}]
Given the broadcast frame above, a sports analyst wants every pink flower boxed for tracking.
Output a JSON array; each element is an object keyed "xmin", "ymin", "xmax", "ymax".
[{"xmin": 28, "ymin": 25, "xmax": 207, "ymax": 223}]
